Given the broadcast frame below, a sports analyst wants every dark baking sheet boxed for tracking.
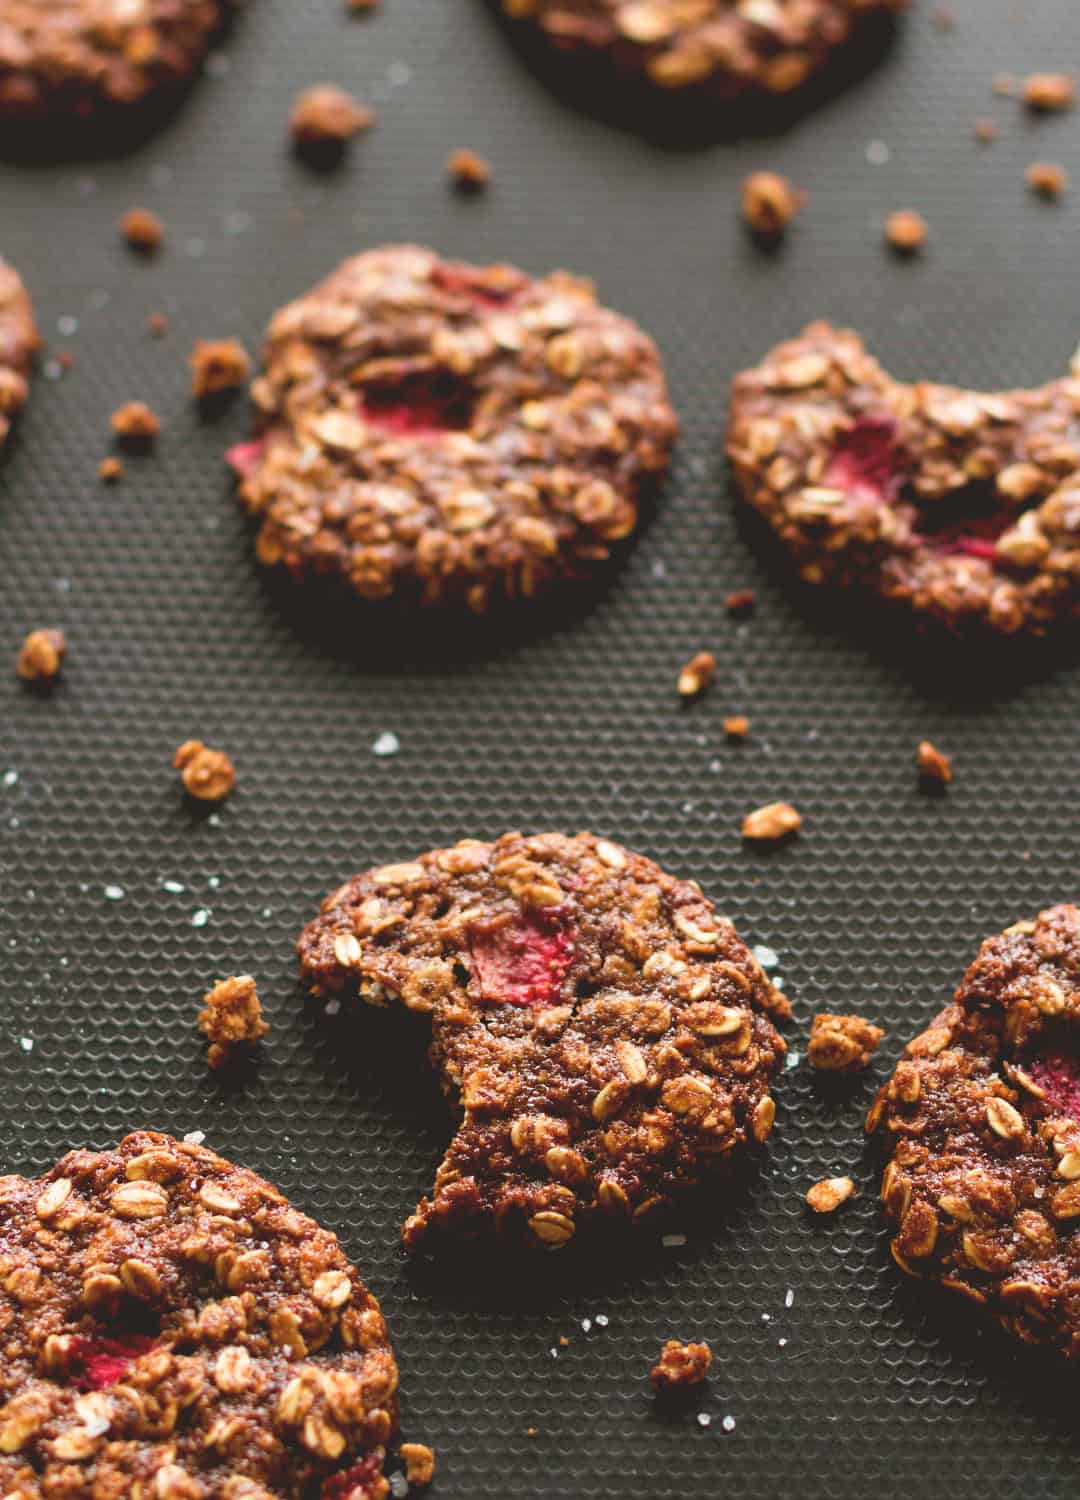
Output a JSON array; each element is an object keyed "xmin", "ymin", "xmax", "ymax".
[{"xmin": 3, "ymin": 1, "xmax": 1080, "ymax": 1494}]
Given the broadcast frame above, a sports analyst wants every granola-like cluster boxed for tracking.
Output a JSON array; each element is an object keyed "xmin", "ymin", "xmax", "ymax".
[
  {"xmin": 0, "ymin": 1131, "xmax": 402, "ymax": 1497},
  {"xmin": 728, "ymin": 322, "xmax": 1080, "ymax": 636},
  {"xmin": 198, "ymin": 975, "xmax": 269, "ymax": 1068},
  {"xmin": 869, "ymin": 905, "xmax": 1080, "ymax": 1356},
  {"xmin": 808, "ymin": 1012, "xmax": 884, "ymax": 1072},
  {"xmin": 649, "ymin": 1338, "xmax": 712, "ymax": 1390},
  {"xmin": 0, "ymin": 0, "xmax": 232, "ymax": 121},
  {"xmin": 497, "ymin": 0, "xmax": 907, "ymax": 96},
  {"xmin": 0, "ymin": 258, "xmax": 36, "ymax": 447},
  {"xmin": 231, "ymin": 245, "xmax": 677, "ymax": 612},
  {"xmin": 298, "ymin": 831, "xmax": 789, "ymax": 1251}
]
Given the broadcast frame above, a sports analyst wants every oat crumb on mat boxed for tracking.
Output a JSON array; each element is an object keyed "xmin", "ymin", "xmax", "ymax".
[
  {"xmin": 111, "ymin": 400, "xmax": 160, "ymax": 443},
  {"xmin": 742, "ymin": 802, "xmax": 801, "ymax": 842},
  {"xmin": 884, "ymin": 209, "xmax": 928, "ymax": 253},
  {"xmin": 190, "ymin": 338, "xmax": 251, "ymax": 399},
  {"xmin": 290, "ymin": 83, "xmax": 374, "ymax": 145},
  {"xmin": 1023, "ymin": 72, "xmax": 1075, "ymax": 112},
  {"xmin": 1027, "ymin": 162, "xmax": 1067, "ymax": 199},
  {"xmin": 120, "ymin": 207, "xmax": 164, "ymax": 252},
  {"xmin": 448, "ymin": 148, "xmax": 491, "ymax": 190},
  {"xmin": 16, "ymin": 628, "xmax": 65, "ymax": 682},
  {"xmin": 198, "ymin": 974, "xmax": 268, "ymax": 1068},
  {"xmin": 917, "ymin": 739, "xmax": 952, "ymax": 786},
  {"xmin": 806, "ymin": 1176, "xmax": 856, "ymax": 1213},
  {"xmin": 401, "ymin": 1444, "xmax": 436, "ymax": 1487},
  {"xmin": 677, "ymin": 651, "xmax": 716, "ymax": 698},
  {"xmin": 651, "ymin": 1339, "xmax": 713, "ymax": 1391},
  {"xmin": 174, "ymin": 740, "xmax": 236, "ymax": 802},
  {"xmin": 808, "ymin": 1013, "xmax": 884, "ymax": 1073},
  {"xmin": 742, "ymin": 171, "xmax": 804, "ymax": 237}
]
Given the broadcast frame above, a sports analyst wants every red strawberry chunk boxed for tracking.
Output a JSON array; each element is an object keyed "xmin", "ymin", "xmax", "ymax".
[
  {"xmin": 69, "ymin": 1332, "xmax": 157, "ymax": 1390},
  {"xmin": 322, "ymin": 1455, "xmax": 383, "ymax": 1498},
  {"xmin": 469, "ymin": 909, "xmax": 575, "ymax": 1008},
  {"xmin": 225, "ymin": 438, "xmax": 266, "ymax": 477},
  {"xmin": 359, "ymin": 374, "xmax": 473, "ymax": 437},
  {"xmin": 1029, "ymin": 1051, "xmax": 1080, "ymax": 1123},
  {"xmin": 823, "ymin": 416, "xmax": 902, "ymax": 504}
]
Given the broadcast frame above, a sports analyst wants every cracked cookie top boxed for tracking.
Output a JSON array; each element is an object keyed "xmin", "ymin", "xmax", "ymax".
[
  {"xmin": 728, "ymin": 322, "xmax": 1080, "ymax": 637},
  {"xmin": 298, "ymin": 831, "xmax": 789, "ymax": 1252},
  {"xmin": 0, "ymin": 0, "xmax": 232, "ymax": 121},
  {"xmin": 229, "ymin": 245, "xmax": 677, "ymax": 613},
  {"xmin": 0, "ymin": 1131, "xmax": 402, "ymax": 1498},
  {"xmin": 870, "ymin": 905, "xmax": 1080, "ymax": 1356}
]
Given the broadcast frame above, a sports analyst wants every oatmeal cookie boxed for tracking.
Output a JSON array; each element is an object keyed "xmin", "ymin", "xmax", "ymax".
[
  {"xmin": 228, "ymin": 245, "xmax": 677, "ymax": 613},
  {"xmin": 0, "ymin": 258, "xmax": 36, "ymax": 446},
  {"xmin": 869, "ymin": 905, "xmax": 1080, "ymax": 1356},
  {"xmin": 0, "ymin": 1130, "xmax": 404, "ymax": 1497},
  {"xmin": 0, "ymin": 0, "xmax": 237, "ymax": 123},
  {"xmin": 496, "ymin": 0, "xmax": 907, "ymax": 99},
  {"xmin": 298, "ymin": 831, "xmax": 789, "ymax": 1251},
  {"xmin": 729, "ymin": 322, "xmax": 1080, "ymax": 636}
]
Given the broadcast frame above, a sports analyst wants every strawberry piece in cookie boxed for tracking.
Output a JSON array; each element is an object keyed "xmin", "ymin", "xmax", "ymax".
[
  {"xmin": 1029, "ymin": 1050, "xmax": 1080, "ymax": 1124},
  {"xmin": 358, "ymin": 373, "xmax": 475, "ymax": 437},
  {"xmin": 298, "ymin": 831, "xmax": 789, "ymax": 1252},
  {"xmin": 68, "ymin": 1332, "xmax": 157, "ymax": 1391},
  {"xmin": 729, "ymin": 322, "xmax": 1080, "ymax": 637},
  {"xmin": 870, "ymin": 905, "xmax": 1080, "ymax": 1357},
  {"xmin": 469, "ymin": 909, "xmax": 575, "ymax": 1007}
]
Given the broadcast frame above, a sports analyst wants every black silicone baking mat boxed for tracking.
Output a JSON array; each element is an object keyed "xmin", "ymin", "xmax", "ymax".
[{"xmin": 3, "ymin": 1, "xmax": 1080, "ymax": 1495}]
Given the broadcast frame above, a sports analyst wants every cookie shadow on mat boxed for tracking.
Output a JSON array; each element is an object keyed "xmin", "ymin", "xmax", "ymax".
[
  {"xmin": 731, "ymin": 496, "xmax": 1080, "ymax": 704},
  {"xmin": 480, "ymin": 3, "xmax": 904, "ymax": 150}
]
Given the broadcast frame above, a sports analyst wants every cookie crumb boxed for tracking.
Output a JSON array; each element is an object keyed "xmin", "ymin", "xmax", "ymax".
[
  {"xmin": 917, "ymin": 739, "xmax": 952, "ymax": 786},
  {"xmin": 400, "ymin": 1444, "xmax": 436, "ymax": 1488},
  {"xmin": 1027, "ymin": 161, "xmax": 1067, "ymax": 199},
  {"xmin": 111, "ymin": 400, "xmax": 161, "ymax": 444},
  {"xmin": 725, "ymin": 587, "xmax": 757, "ymax": 618},
  {"xmin": 190, "ymin": 338, "xmax": 251, "ymax": 400},
  {"xmin": 98, "ymin": 456, "xmax": 123, "ymax": 483},
  {"xmin": 808, "ymin": 1012, "xmax": 884, "ymax": 1073},
  {"xmin": 930, "ymin": 6, "xmax": 954, "ymax": 30},
  {"xmin": 147, "ymin": 311, "xmax": 169, "ymax": 337},
  {"xmin": 198, "ymin": 974, "xmax": 268, "ymax": 1069},
  {"xmin": 974, "ymin": 118, "xmax": 999, "ymax": 143},
  {"xmin": 992, "ymin": 72, "xmax": 1017, "ymax": 98},
  {"xmin": 16, "ymin": 628, "xmax": 65, "ymax": 682},
  {"xmin": 741, "ymin": 171, "xmax": 804, "ymax": 237},
  {"xmin": 742, "ymin": 802, "xmax": 801, "ymax": 842},
  {"xmin": 806, "ymin": 1176, "xmax": 855, "ymax": 1213},
  {"xmin": 447, "ymin": 148, "xmax": 491, "ymax": 191},
  {"xmin": 678, "ymin": 650, "xmax": 716, "ymax": 698},
  {"xmin": 174, "ymin": 740, "xmax": 236, "ymax": 802},
  {"xmin": 346, "ymin": 0, "xmax": 379, "ymax": 10},
  {"xmin": 290, "ymin": 84, "xmax": 374, "ymax": 147},
  {"xmin": 1023, "ymin": 72, "xmax": 1075, "ymax": 112},
  {"xmin": 723, "ymin": 715, "xmax": 750, "ymax": 739},
  {"xmin": 650, "ymin": 1339, "xmax": 713, "ymax": 1391},
  {"xmin": 884, "ymin": 209, "xmax": 928, "ymax": 254},
  {"xmin": 526, "ymin": 1427, "xmax": 538, "ymax": 1439},
  {"xmin": 120, "ymin": 206, "xmax": 165, "ymax": 252}
]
